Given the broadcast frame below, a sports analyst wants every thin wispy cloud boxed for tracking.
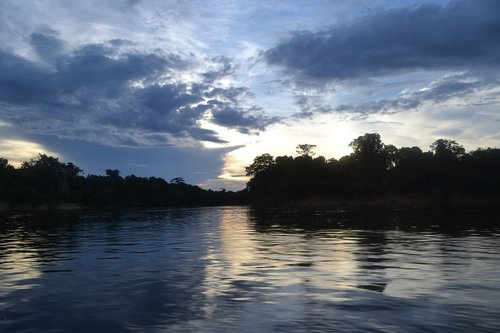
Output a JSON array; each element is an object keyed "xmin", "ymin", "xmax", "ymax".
[
  {"xmin": 1, "ymin": 0, "xmax": 499, "ymax": 189},
  {"xmin": 0, "ymin": 34, "xmax": 277, "ymax": 147}
]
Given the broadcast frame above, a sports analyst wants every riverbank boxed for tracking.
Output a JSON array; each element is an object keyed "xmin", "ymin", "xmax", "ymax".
[
  {"xmin": 0, "ymin": 202, "xmax": 84, "ymax": 211},
  {"xmin": 0, "ymin": 202, "xmax": 243, "ymax": 211},
  {"xmin": 2, "ymin": 195, "xmax": 500, "ymax": 212},
  {"xmin": 293, "ymin": 195, "xmax": 500, "ymax": 208}
]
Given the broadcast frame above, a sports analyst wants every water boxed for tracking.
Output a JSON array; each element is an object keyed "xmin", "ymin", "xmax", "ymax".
[{"xmin": 1, "ymin": 206, "xmax": 499, "ymax": 332}]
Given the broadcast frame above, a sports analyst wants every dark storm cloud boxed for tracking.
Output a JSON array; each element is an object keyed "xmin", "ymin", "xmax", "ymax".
[
  {"xmin": 0, "ymin": 32, "xmax": 274, "ymax": 146},
  {"xmin": 57, "ymin": 43, "xmax": 179, "ymax": 93},
  {"xmin": 0, "ymin": 50, "xmax": 56, "ymax": 104},
  {"xmin": 136, "ymin": 84, "xmax": 200, "ymax": 118},
  {"xmin": 210, "ymin": 105, "xmax": 279, "ymax": 134},
  {"xmin": 202, "ymin": 86, "xmax": 280, "ymax": 134},
  {"xmin": 29, "ymin": 29, "xmax": 63, "ymax": 62},
  {"xmin": 265, "ymin": 0, "xmax": 500, "ymax": 82},
  {"xmin": 0, "ymin": 34, "xmax": 174, "ymax": 105}
]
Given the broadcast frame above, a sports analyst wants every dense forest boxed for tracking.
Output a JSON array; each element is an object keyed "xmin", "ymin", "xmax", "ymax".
[
  {"xmin": 245, "ymin": 133, "xmax": 500, "ymax": 205},
  {"xmin": 0, "ymin": 155, "xmax": 245, "ymax": 208},
  {"xmin": 1, "ymin": 133, "xmax": 500, "ymax": 208}
]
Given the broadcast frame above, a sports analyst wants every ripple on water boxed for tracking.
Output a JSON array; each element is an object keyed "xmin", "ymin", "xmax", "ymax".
[{"xmin": 1, "ymin": 207, "xmax": 500, "ymax": 332}]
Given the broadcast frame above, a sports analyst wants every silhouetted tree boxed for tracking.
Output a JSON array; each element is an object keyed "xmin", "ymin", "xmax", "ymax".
[
  {"xmin": 296, "ymin": 144, "xmax": 316, "ymax": 157},
  {"xmin": 0, "ymin": 155, "xmax": 243, "ymax": 207},
  {"xmin": 428, "ymin": 139, "xmax": 466, "ymax": 195},
  {"xmin": 245, "ymin": 133, "xmax": 500, "ymax": 205},
  {"xmin": 0, "ymin": 157, "xmax": 9, "ymax": 169},
  {"xmin": 384, "ymin": 144, "xmax": 398, "ymax": 170},
  {"xmin": 391, "ymin": 146, "xmax": 430, "ymax": 194},
  {"xmin": 430, "ymin": 139, "xmax": 465, "ymax": 160},
  {"xmin": 349, "ymin": 133, "xmax": 385, "ymax": 155},
  {"xmin": 347, "ymin": 133, "xmax": 391, "ymax": 194},
  {"xmin": 246, "ymin": 153, "xmax": 275, "ymax": 176},
  {"xmin": 0, "ymin": 158, "xmax": 15, "ymax": 200},
  {"xmin": 170, "ymin": 177, "xmax": 185, "ymax": 184},
  {"xmin": 4, "ymin": 133, "xmax": 500, "ymax": 209}
]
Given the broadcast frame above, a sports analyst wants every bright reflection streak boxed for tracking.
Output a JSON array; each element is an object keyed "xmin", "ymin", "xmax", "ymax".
[
  {"xmin": 0, "ymin": 242, "xmax": 42, "ymax": 300},
  {"xmin": 202, "ymin": 208, "xmax": 362, "ymax": 306},
  {"xmin": 383, "ymin": 232, "xmax": 445, "ymax": 298},
  {"xmin": 202, "ymin": 208, "xmax": 257, "ymax": 305},
  {"xmin": 1, "ymin": 208, "xmax": 499, "ymax": 332}
]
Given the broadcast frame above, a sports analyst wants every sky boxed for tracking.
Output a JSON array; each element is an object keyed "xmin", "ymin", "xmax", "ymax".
[{"xmin": 0, "ymin": 0, "xmax": 499, "ymax": 190}]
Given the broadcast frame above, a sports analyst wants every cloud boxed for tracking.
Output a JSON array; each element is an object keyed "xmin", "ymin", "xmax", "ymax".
[
  {"xmin": 29, "ymin": 28, "xmax": 64, "ymax": 63},
  {"xmin": 203, "ymin": 86, "xmax": 281, "ymax": 133},
  {"xmin": 211, "ymin": 106, "xmax": 279, "ymax": 134},
  {"xmin": 27, "ymin": 133, "xmax": 237, "ymax": 188},
  {"xmin": 202, "ymin": 56, "xmax": 236, "ymax": 83},
  {"xmin": 0, "ymin": 139, "xmax": 58, "ymax": 167},
  {"xmin": 265, "ymin": 0, "xmax": 500, "ymax": 123},
  {"xmin": 292, "ymin": 71, "xmax": 500, "ymax": 119},
  {"xmin": 293, "ymin": 95, "xmax": 334, "ymax": 118},
  {"xmin": 265, "ymin": 0, "xmax": 500, "ymax": 82},
  {"xmin": 0, "ymin": 32, "xmax": 276, "ymax": 147},
  {"xmin": 337, "ymin": 72, "xmax": 500, "ymax": 116},
  {"xmin": 126, "ymin": 0, "xmax": 141, "ymax": 7}
]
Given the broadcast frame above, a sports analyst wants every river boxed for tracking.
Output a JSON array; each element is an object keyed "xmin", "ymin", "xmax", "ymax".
[{"xmin": 1, "ymin": 206, "xmax": 499, "ymax": 332}]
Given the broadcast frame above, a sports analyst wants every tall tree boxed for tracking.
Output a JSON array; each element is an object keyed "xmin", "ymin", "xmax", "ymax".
[
  {"xmin": 430, "ymin": 139, "xmax": 465, "ymax": 160},
  {"xmin": 349, "ymin": 133, "xmax": 385, "ymax": 155},
  {"xmin": 296, "ymin": 144, "xmax": 317, "ymax": 157},
  {"xmin": 246, "ymin": 153, "xmax": 275, "ymax": 176}
]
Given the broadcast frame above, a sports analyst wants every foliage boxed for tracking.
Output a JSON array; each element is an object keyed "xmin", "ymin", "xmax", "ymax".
[
  {"xmin": 245, "ymin": 153, "xmax": 275, "ymax": 176},
  {"xmin": 245, "ymin": 133, "xmax": 500, "ymax": 204},
  {"xmin": 2, "ymin": 133, "xmax": 500, "ymax": 208},
  {"xmin": 0, "ymin": 154, "xmax": 245, "ymax": 207},
  {"xmin": 296, "ymin": 144, "xmax": 316, "ymax": 157}
]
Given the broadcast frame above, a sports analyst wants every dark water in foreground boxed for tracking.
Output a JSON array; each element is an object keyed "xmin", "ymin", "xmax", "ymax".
[{"xmin": 1, "ymin": 206, "xmax": 500, "ymax": 332}]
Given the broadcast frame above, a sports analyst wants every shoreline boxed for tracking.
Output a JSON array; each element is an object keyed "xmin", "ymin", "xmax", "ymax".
[
  {"xmin": 0, "ymin": 202, "xmax": 84, "ymax": 211},
  {"xmin": 291, "ymin": 195, "xmax": 500, "ymax": 209},
  {"xmin": 2, "ymin": 195, "xmax": 500, "ymax": 212},
  {"xmin": 0, "ymin": 202, "xmax": 244, "ymax": 212}
]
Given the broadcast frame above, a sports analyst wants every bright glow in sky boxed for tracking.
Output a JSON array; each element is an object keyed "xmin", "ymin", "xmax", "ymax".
[
  {"xmin": 1, "ymin": 0, "xmax": 499, "ymax": 190},
  {"xmin": 0, "ymin": 138, "xmax": 58, "ymax": 167}
]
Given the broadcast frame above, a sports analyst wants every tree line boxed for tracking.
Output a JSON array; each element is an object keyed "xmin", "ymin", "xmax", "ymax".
[
  {"xmin": 2, "ymin": 133, "xmax": 499, "ymax": 208},
  {"xmin": 245, "ymin": 133, "xmax": 500, "ymax": 205},
  {"xmin": 0, "ymin": 155, "xmax": 244, "ymax": 208}
]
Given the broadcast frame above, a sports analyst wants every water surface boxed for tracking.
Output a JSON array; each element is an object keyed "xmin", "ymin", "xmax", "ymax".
[{"xmin": 1, "ymin": 206, "xmax": 499, "ymax": 332}]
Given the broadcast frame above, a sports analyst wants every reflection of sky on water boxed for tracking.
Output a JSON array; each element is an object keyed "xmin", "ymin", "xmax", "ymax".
[
  {"xmin": 0, "ymin": 241, "xmax": 42, "ymax": 296},
  {"xmin": 199, "ymin": 207, "xmax": 500, "ymax": 331},
  {"xmin": 1, "ymin": 210, "xmax": 213, "ymax": 332},
  {"xmin": 201, "ymin": 208, "xmax": 364, "ymax": 331},
  {"xmin": 1, "ymin": 208, "xmax": 500, "ymax": 332}
]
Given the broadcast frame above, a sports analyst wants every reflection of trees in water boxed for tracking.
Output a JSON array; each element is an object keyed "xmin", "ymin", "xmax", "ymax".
[
  {"xmin": 0, "ymin": 208, "xmax": 210, "ymax": 264},
  {"xmin": 0, "ymin": 211, "xmax": 81, "ymax": 262},
  {"xmin": 248, "ymin": 207, "xmax": 500, "ymax": 235},
  {"xmin": 353, "ymin": 229, "xmax": 389, "ymax": 293},
  {"xmin": 0, "ymin": 211, "xmax": 83, "ymax": 321},
  {"xmin": 247, "ymin": 206, "xmax": 500, "ymax": 297},
  {"xmin": 2, "ymin": 207, "xmax": 499, "ymax": 331},
  {"xmin": 209, "ymin": 206, "xmax": 364, "ymax": 327},
  {"xmin": 248, "ymin": 207, "xmax": 386, "ymax": 294},
  {"xmin": 0, "ymin": 209, "xmax": 215, "ymax": 332}
]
